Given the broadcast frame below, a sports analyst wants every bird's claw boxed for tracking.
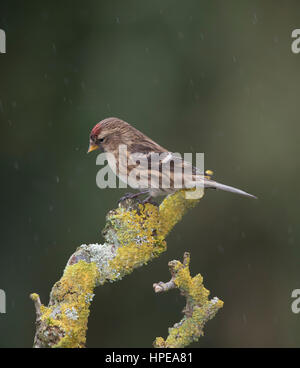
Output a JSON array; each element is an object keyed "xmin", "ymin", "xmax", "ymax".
[
  {"xmin": 141, "ymin": 196, "xmax": 159, "ymax": 207},
  {"xmin": 118, "ymin": 193, "xmax": 136, "ymax": 204},
  {"xmin": 117, "ymin": 193, "xmax": 158, "ymax": 207}
]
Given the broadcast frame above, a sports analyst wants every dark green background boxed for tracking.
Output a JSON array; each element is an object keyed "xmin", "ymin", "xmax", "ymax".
[{"xmin": 0, "ymin": 1, "xmax": 299, "ymax": 347}]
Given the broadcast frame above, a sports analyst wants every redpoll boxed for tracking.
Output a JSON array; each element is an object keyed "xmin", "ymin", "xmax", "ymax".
[{"xmin": 88, "ymin": 117, "xmax": 256, "ymax": 202}]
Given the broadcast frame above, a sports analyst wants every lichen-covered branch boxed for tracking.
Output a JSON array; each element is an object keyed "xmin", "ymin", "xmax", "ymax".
[
  {"xmin": 153, "ymin": 252, "xmax": 224, "ymax": 348},
  {"xmin": 30, "ymin": 189, "xmax": 221, "ymax": 348}
]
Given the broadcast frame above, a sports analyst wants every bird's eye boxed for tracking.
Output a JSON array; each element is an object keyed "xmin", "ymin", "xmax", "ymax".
[{"xmin": 98, "ymin": 137, "xmax": 105, "ymax": 143}]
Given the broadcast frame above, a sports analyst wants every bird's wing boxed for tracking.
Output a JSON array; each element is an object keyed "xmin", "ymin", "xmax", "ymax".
[
  {"xmin": 129, "ymin": 139, "xmax": 168, "ymax": 155},
  {"xmin": 123, "ymin": 149, "xmax": 256, "ymax": 197},
  {"xmin": 154, "ymin": 153, "xmax": 256, "ymax": 197},
  {"xmin": 157, "ymin": 152, "xmax": 205, "ymax": 189},
  {"xmin": 125, "ymin": 151, "xmax": 203, "ymax": 190}
]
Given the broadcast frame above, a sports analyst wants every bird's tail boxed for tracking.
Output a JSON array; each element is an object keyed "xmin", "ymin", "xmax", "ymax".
[{"xmin": 204, "ymin": 178, "xmax": 257, "ymax": 199}]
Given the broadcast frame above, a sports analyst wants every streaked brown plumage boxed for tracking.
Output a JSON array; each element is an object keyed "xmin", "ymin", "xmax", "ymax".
[{"xmin": 88, "ymin": 117, "xmax": 256, "ymax": 202}]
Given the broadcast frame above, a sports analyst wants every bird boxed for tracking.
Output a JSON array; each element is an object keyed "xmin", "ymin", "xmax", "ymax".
[{"xmin": 87, "ymin": 117, "xmax": 256, "ymax": 203}]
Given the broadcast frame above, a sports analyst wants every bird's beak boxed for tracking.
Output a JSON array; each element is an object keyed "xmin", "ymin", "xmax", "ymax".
[{"xmin": 87, "ymin": 143, "xmax": 99, "ymax": 153}]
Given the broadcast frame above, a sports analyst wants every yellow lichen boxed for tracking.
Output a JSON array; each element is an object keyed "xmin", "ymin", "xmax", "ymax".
[
  {"xmin": 30, "ymin": 293, "xmax": 39, "ymax": 302},
  {"xmin": 174, "ymin": 264, "xmax": 209, "ymax": 306},
  {"xmin": 32, "ymin": 190, "xmax": 210, "ymax": 348},
  {"xmin": 39, "ymin": 261, "xmax": 99, "ymax": 348},
  {"xmin": 108, "ymin": 203, "xmax": 166, "ymax": 278},
  {"xmin": 108, "ymin": 191, "xmax": 203, "ymax": 279},
  {"xmin": 158, "ymin": 189, "xmax": 203, "ymax": 237},
  {"xmin": 154, "ymin": 253, "xmax": 223, "ymax": 348},
  {"xmin": 157, "ymin": 299, "xmax": 224, "ymax": 348}
]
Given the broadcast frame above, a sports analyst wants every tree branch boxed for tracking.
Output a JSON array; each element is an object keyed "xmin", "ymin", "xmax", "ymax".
[
  {"xmin": 153, "ymin": 252, "xmax": 224, "ymax": 348},
  {"xmin": 30, "ymin": 189, "xmax": 222, "ymax": 347}
]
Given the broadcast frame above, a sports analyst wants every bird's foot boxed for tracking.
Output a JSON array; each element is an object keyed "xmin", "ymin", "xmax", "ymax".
[
  {"xmin": 118, "ymin": 192, "xmax": 140, "ymax": 204},
  {"xmin": 117, "ymin": 191, "xmax": 151, "ymax": 205},
  {"xmin": 118, "ymin": 191, "xmax": 159, "ymax": 207},
  {"xmin": 141, "ymin": 196, "xmax": 159, "ymax": 207}
]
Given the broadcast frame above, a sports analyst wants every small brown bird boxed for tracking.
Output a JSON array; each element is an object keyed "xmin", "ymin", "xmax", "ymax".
[{"xmin": 88, "ymin": 117, "xmax": 256, "ymax": 202}]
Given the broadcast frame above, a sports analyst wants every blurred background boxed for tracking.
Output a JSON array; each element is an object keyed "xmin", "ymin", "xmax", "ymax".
[{"xmin": 0, "ymin": 0, "xmax": 299, "ymax": 347}]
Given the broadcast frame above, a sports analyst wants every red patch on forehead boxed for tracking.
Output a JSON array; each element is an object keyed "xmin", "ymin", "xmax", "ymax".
[{"xmin": 90, "ymin": 122, "xmax": 102, "ymax": 136}]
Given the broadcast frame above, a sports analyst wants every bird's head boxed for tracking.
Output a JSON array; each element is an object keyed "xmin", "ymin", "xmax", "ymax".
[{"xmin": 87, "ymin": 117, "xmax": 132, "ymax": 154}]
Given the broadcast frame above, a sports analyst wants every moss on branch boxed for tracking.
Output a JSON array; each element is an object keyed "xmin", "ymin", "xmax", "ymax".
[
  {"xmin": 31, "ymin": 261, "xmax": 98, "ymax": 348},
  {"xmin": 153, "ymin": 252, "xmax": 224, "ymax": 348},
  {"xmin": 31, "ymin": 188, "xmax": 223, "ymax": 348}
]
